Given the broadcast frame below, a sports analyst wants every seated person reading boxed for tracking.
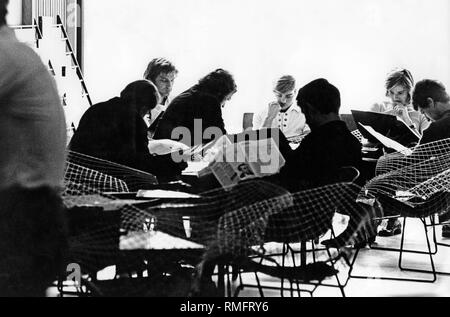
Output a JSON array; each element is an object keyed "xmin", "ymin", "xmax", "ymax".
[
  {"xmin": 69, "ymin": 80, "xmax": 186, "ymax": 182},
  {"xmin": 253, "ymin": 75, "xmax": 309, "ymax": 139},
  {"xmin": 370, "ymin": 68, "xmax": 430, "ymax": 236},
  {"xmin": 265, "ymin": 79, "xmax": 370, "ymax": 247},
  {"xmin": 143, "ymin": 58, "xmax": 178, "ymax": 137},
  {"xmin": 413, "ymin": 79, "xmax": 450, "ymax": 238},
  {"xmin": 371, "ymin": 68, "xmax": 430, "ymax": 136},
  {"xmin": 274, "ymin": 79, "xmax": 363, "ymax": 192},
  {"xmin": 153, "ymin": 69, "xmax": 237, "ymax": 147}
]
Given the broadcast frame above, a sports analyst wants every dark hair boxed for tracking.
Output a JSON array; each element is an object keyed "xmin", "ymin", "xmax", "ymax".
[
  {"xmin": 412, "ymin": 79, "xmax": 450, "ymax": 111},
  {"xmin": 385, "ymin": 68, "xmax": 414, "ymax": 103},
  {"xmin": 296, "ymin": 78, "xmax": 341, "ymax": 114},
  {"xmin": 0, "ymin": 0, "xmax": 8, "ymax": 26},
  {"xmin": 198, "ymin": 69, "xmax": 237, "ymax": 102},
  {"xmin": 120, "ymin": 80, "xmax": 159, "ymax": 114},
  {"xmin": 143, "ymin": 58, "xmax": 178, "ymax": 82}
]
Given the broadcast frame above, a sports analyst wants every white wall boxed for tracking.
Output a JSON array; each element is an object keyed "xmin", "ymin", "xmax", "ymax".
[{"xmin": 84, "ymin": 0, "xmax": 450, "ymax": 133}]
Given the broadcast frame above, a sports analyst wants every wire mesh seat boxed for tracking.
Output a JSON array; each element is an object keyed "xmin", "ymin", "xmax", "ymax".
[
  {"xmin": 351, "ymin": 149, "xmax": 450, "ymax": 283},
  {"xmin": 60, "ymin": 176, "xmax": 291, "ymax": 297},
  {"xmin": 206, "ymin": 181, "xmax": 377, "ymax": 297},
  {"xmin": 375, "ymin": 138, "xmax": 450, "ymax": 176}
]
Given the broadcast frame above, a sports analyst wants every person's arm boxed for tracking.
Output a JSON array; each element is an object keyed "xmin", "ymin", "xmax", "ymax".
[
  {"xmin": 203, "ymin": 102, "xmax": 227, "ymax": 143},
  {"xmin": 262, "ymin": 102, "xmax": 280, "ymax": 128},
  {"xmin": 370, "ymin": 102, "xmax": 384, "ymax": 113},
  {"xmin": 152, "ymin": 107, "xmax": 179, "ymax": 141},
  {"xmin": 418, "ymin": 114, "xmax": 431, "ymax": 135},
  {"xmin": 253, "ymin": 111, "xmax": 265, "ymax": 130}
]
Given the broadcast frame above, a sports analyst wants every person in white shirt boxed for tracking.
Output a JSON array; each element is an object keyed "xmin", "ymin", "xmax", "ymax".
[
  {"xmin": 371, "ymin": 68, "xmax": 430, "ymax": 135},
  {"xmin": 254, "ymin": 75, "xmax": 309, "ymax": 139},
  {"xmin": 371, "ymin": 68, "xmax": 430, "ymax": 237},
  {"xmin": 143, "ymin": 58, "xmax": 178, "ymax": 135}
]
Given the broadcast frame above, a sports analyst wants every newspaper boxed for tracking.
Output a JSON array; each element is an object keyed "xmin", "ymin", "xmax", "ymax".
[{"xmin": 209, "ymin": 135, "xmax": 285, "ymax": 188}]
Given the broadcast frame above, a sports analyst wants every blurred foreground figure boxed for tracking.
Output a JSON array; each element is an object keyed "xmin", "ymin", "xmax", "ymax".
[{"xmin": 0, "ymin": 0, "xmax": 68, "ymax": 297}]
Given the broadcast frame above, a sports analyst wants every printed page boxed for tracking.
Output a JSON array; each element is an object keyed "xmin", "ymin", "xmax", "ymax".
[{"xmin": 358, "ymin": 123, "xmax": 411, "ymax": 154}]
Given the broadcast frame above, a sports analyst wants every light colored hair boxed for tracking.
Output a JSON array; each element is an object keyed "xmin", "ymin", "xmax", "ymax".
[
  {"xmin": 274, "ymin": 75, "xmax": 296, "ymax": 94},
  {"xmin": 385, "ymin": 68, "xmax": 414, "ymax": 103}
]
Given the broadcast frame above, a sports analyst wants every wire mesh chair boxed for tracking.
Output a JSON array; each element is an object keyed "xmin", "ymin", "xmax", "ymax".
[
  {"xmin": 66, "ymin": 151, "xmax": 158, "ymax": 191},
  {"xmin": 351, "ymin": 150, "xmax": 450, "ymax": 283},
  {"xmin": 216, "ymin": 181, "xmax": 377, "ymax": 298},
  {"xmin": 375, "ymin": 138, "xmax": 450, "ymax": 176},
  {"xmin": 60, "ymin": 167, "xmax": 291, "ymax": 297}
]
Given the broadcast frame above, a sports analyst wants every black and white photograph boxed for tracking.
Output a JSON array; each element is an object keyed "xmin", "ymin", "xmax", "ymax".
[{"xmin": 1, "ymin": 0, "xmax": 450, "ymax": 300}]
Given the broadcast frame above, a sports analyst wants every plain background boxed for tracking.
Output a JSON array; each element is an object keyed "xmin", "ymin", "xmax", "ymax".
[{"xmin": 83, "ymin": 0, "xmax": 450, "ymax": 133}]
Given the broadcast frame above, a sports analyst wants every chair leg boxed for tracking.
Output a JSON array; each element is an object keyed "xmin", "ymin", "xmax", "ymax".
[
  {"xmin": 280, "ymin": 243, "xmax": 287, "ymax": 297},
  {"xmin": 349, "ymin": 217, "xmax": 437, "ymax": 283},
  {"xmin": 325, "ymin": 247, "xmax": 346, "ymax": 297},
  {"xmin": 398, "ymin": 218, "xmax": 437, "ymax": 282}
]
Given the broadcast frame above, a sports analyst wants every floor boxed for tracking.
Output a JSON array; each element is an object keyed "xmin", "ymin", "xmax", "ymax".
[
  {"xmin": 236, "ymin": 218, "xmax": 450, "ymax": 297},
  {"xmin": 50, "ymin": 218, "xmax": 450, "ymax": 297}
]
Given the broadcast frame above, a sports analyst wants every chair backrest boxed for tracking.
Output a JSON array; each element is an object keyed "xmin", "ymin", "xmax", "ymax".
[
  {"xmin": 375, "ymin": 138, "xmax": 450, "ymax": 176},
  {"xmin": 66, "ymin": 151, "xmax": 158, "ymax": 191},
  {"xmin": 243, "ymin": 113, "xmax": 254, "ymax": 131},
  {"xmin": 213, "ymin": 182, "xmax": 373, "ymax": 258},
  {"xmin": 64, "ymin": 162, "xmax": 129, "ymax": 194}
]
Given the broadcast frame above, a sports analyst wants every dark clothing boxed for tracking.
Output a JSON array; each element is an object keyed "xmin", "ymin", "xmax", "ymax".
[
  {"xmin": 278, "ymin": 120, "xmax": 363, "ymax": 191},
  {"xmin": 153, "ymin": 85, "xmax": 227, "ymax": 146},
  {"xmin": 0, "ymin": 186, "xmax": 67, "ymax": 297},
  {"xmin": 419, "ymin": 111, "xmax": 450, "ymax": 145},
  {"xmin": 70, "ymin": 97, "xmax": 185, "ymax": 181}
]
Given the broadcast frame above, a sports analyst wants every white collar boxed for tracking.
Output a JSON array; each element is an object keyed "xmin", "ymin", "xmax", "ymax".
[{"xmin": 279, "ymin": 104, "xmax": 301, "ymax": 114}]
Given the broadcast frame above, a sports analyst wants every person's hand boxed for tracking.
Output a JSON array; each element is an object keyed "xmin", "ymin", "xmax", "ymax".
[
  {"xmin": 267, "ymin": 102, "xmax": 281, "ymax": 119},
  {"xmin": 393, "ymin": 105, "xmax": 414, "ymax": 127}
]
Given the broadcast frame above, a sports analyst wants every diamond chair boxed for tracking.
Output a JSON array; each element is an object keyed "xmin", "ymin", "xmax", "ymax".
[
  {"xmin": 59, "ymin": 153, "xmax": 160, "ymax": 296},
  {"xmin": 350, "ymin": 151, "xmax": 450, "ymax": 283},
  {"xmin": 228, "ymin": 180, "xmax": 376, "ymax": 298},
  {"xmin": 60, "ymin": 177, "xmax": 290, "ymax": 297},
  {"xmin": 66, "ymin": 151, "xmax": 158, "ymax": 191}
]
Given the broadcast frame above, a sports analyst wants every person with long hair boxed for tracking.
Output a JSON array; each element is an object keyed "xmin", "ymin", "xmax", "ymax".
[{"xmin": 153, "ymin": 69, "xmax": 237, "ymax": 146}]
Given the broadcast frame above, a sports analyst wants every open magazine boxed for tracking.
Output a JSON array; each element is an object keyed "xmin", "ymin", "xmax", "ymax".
[
  {"xmin": 352, "ymin": 110, "xmax": 420, "ymax": 147},
  {"xmin": 358, "ymin": 123, "xmax": 412, "ymax": 154},
  {"xmin": 182, "ymin": 130, "xmax": 286, "ymax": 188},
  {"xmin": 209, "ymin": 133, "xmax": 285, "ymax": 188}
]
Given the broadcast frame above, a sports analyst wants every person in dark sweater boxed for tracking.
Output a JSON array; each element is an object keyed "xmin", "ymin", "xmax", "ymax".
[
  {"xmin": 265, "ymin": 79, "xmax": 370, "ymax": 247},
  {"xmin": 277, "ymin": 78, "xmax": 363, "ymax": 192},
  {"xmin": 153, "ymin": 69, "xmax": 237, "ymax": 147},
  {"xmin": 413, "ymin": 79, "xmax": 450, "ymax": 238},
  {"xmin": 70, "ymin": 80, "xmax": 186, "ymax": 182}
]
